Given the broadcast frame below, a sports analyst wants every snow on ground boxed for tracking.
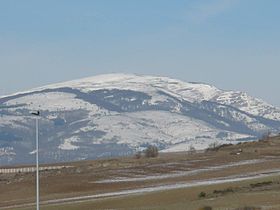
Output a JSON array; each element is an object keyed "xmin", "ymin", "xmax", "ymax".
[
  {"xmin": 2, "ymin": 73, "xmax": 279, "ymax": 121},
  {"xmin": 0, "ymin": 74, "xmax": 234, "ymax": 105},
  {"xmin": 226, "ymin": 132, "xmax": 254, "ymax": 140},
  {"xmin": 217, "ymin": 108, "xmax": 271, "ymax": 132},
  {"xmin": 0, "ymin": 147, "xmax": 15, "ymax": 156},
  {"xmin": 4, "ymin": 92, "xmax": 100, "ymax": 112},
  {"xmin": 1, "ymin": 73, "xmax": 279, "ymax": 156},
  {"xmin": 75, "ymin": 125, "xmax": 96, "ymax": 133},
  {"xmin": 0, "ymin": 115, "xmax": 28, "ymax": 129},
  {"xmin": 161, "ymin": 139, "xmax": 219, "ymax": 153},
  {"xmin": 214, "ymin": 91, "xmax": 280, "ymax": 121},
  {"xmin": 2, "ymin": 73, "xmax": 279, "ymax": 118},
  {"xmin": 58, "ymin": 136, "xmax": 80, "ymax": 150},
  {"xmin": 148, "ymin": 91, "xmax": 170, "ymax": 105},
  {"xmin": 91, "ymin": 111, "xmax": 216, "ymax": 147},
  {"xmin": 87, "ymin": 110, "xmax": 252, "ymax": 151}
]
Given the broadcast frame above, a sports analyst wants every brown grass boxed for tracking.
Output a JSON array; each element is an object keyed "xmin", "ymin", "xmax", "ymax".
[{"xmin": 1, "ymin": 135, "xmax": 280, "ymax": 210}]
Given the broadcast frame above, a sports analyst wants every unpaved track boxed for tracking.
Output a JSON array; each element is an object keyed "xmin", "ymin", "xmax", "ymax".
[{"xmin": 1, "ymin": 168, "xmax": 280, "ymax": 210}]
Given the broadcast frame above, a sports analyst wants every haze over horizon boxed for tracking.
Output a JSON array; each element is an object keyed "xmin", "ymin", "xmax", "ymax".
[{"xmin": 0, "ymin": 0, "xmax": 279, "ymax": 106}]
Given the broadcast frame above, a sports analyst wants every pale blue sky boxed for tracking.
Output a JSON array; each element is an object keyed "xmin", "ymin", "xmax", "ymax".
[{"xmin": 0, "ymin": 0, "xmax": 279, "ymax": 106}]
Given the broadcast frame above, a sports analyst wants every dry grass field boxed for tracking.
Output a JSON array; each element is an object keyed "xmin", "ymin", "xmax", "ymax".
[{"xmin": 1, "ymin": 135, "xmax": 280, "ymax": 210}]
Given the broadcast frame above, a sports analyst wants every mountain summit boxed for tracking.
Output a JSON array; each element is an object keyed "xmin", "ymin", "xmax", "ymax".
[{"xmin": 1, "ymin": 74, "xmax": 280, "ymax": 164}]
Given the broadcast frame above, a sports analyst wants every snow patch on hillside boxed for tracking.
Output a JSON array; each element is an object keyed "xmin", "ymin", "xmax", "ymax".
[
  {"xmin": 0, "ymin": 115, "xmax": 28, "ymax": 129},
  {"xmin": 83, "ymin": 111, "xmax": 253, "ymax": 152},
  {"xmin": 213, "ymin": 91, "xmax": 280, "ymax": 120},
  {"xmin": 59, "ymin": 136, "xmax": 80, "ymax": 150},
  {"xmin": 4, "ymin": 91, "xmax": 100, "ymax": 112},
  {"xmin": 2, "ymin": 73, "xmax": 279, "ymax": 121}
]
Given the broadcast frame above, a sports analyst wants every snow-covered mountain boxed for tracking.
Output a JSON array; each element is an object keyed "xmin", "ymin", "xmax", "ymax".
[{"xmin": 1, "ymin": 73, "xmax": 280, "ymax": 165}]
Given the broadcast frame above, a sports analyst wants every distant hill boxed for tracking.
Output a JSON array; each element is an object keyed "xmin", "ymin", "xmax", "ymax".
[{"xmin": 1, "ymin": 73, "xmax": 280, "ymax": 165}]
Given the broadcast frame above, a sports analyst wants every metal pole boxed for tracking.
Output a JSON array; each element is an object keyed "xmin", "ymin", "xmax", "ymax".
[{"xmin": 36, "ymin": 117, "xmax": 39, "ymax": 210}]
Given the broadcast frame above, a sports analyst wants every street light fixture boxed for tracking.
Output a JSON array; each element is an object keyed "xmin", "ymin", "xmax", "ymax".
[{"xmin": 30, "ymin": 110, "xmax": 40, "ymax": 210}]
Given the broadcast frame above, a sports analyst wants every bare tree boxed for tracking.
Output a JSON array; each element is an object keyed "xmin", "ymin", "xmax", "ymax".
[
  {"xmin": 189, "ymin": 145, "xmax": 196, "ymax": 154},
  {"xmin": 207, "ymin": 141, "xmax": 220, "ymax": 152},
  {"xmin": 134, "ymin": 151, "xmax": 142, "ymax": 159},
  {"xmin": 145, "ymin": 145, "xmax": 159, "ymax": 158}
]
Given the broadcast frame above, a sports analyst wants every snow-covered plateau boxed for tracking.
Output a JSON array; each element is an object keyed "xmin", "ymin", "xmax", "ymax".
[{"xmin": 0, "ymin": 73, "xmax": 280, "ymax": 164}]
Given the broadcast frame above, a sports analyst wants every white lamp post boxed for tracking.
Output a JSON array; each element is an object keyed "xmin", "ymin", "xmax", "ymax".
[{"xmin": 31, "ymin": 110, "xmax": 40, "ymax": 210}]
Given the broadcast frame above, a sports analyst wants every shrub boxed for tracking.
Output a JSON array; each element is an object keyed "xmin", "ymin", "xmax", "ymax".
[
  {"xmin": 213, "ymin": 187, "xmax": 234, "ymax": 195},
  {"xmin": 198, "ymin": 206, "xmax": 212, "ymax": 210},
  {"xmin": 250, "ymin": 181, "xmax": 273, "ymax": 188},
  {"xmin": 259, "ymin": 131, "xmax": 271, "ymax": 141},
  {"xmin": 145, "ymin": 145, "xmax": 158, "ymax": 158},
  {"xmin": 134, "ymin": 151, "xmax": 142, "ymax": 159},
  {"xmin": 235, "ymin": 207, "xmax": 261, "ymax": 210},
  {"xmin": 198, "ymin": 191, "xmax": 206, "ymax": 198},
  {"xmin": 189, "ymin": 145, "xmax": 196, "ymax": 154},
  {"xmin": 206, "ymin": 141, "xmax": 221, "ymax": 152}
]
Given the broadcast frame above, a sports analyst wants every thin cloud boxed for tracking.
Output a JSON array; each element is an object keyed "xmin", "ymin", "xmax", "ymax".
[{"xmin": 185, "ymin": 0, "xmax": 238, "ymax": 23}]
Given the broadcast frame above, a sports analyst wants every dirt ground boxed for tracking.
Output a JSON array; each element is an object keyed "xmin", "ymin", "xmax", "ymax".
[{"xmin": 1, "ymin": 135, "xmax": 280, "ymax": 210}]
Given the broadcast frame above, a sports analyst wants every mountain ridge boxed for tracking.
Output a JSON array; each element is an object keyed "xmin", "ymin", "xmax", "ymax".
[{"xmin": 0, "ymin": 73, "xmax": 279, "ymax": 165}]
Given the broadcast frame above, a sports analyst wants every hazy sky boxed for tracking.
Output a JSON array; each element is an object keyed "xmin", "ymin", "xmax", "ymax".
[{"xmin": 0, "ymin": 0, "xmax": 279, "ymax": 106}]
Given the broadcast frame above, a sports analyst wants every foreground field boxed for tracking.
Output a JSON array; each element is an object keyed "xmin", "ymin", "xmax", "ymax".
[
  {"xmin": 1, "ymin": 135, "xmax": 280, "ymax": 210},
  {"xmin": 19, "ymin": 175, "xmax": 280, "ymax": 210}
]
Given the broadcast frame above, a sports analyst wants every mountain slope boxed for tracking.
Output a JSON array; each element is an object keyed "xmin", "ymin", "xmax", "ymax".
[{"xmin": 0, "ymin": 74, "xmax": 279, "ymax": 165}]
